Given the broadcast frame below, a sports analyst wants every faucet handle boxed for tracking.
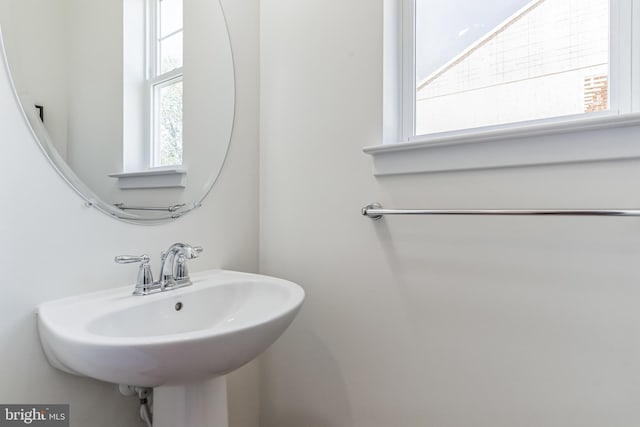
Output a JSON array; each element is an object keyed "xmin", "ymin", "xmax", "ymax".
[
  {"xmin": 115, "ymin": 254, "xmax": 150, "ymax": 264},
  {"xmin": 135, "ymin": 262, "xmax": 155, "ymax": 289},
  {"xmin": 115, "ymin": 254, "xmax": 155, "ymax": 295}
]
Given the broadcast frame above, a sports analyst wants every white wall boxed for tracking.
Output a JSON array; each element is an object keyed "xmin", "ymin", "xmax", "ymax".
[
  {"xmin": 0, "ymin": 1, "xmax": 259, "ymax": 427},
  {"xmin": 65, "ymin": 0, "xmax": 123, "ymax": 202},
  {"xmin": 0, "ymin": 0, "xmax": 70, "ymax": 158},
  {"xmin": 259, "ymin": 1, "xmax": 640, "ymax": 426}
]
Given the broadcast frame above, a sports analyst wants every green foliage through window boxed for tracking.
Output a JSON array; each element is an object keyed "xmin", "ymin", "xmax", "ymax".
[{"xmin": 158, "ymin": 80, "xmax": 183, "ymax": 166}]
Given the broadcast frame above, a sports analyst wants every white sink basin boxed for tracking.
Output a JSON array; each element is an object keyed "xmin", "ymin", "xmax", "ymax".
[{"xmin": 37, "ymin": 270, "xmax": 304, "ymax": 388}]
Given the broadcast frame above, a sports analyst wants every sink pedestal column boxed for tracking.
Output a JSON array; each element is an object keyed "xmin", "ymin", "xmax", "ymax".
[{"xmin": 154, "ymin": 376, "xmax": 228, "ymax": 427}]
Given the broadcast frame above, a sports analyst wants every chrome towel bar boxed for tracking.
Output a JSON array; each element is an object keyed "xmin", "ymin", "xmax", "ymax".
[
  {"xmin": 361, "ymin": 203, "xmax": 640, "ymax": 220},
  {"xmin": 114, "ymin": 203, "xmax": 186, "ymax": 212}
]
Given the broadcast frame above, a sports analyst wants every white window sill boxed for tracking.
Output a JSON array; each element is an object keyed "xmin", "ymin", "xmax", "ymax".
[
  {"xmin": 364, "ymin": 113, "xmax": 640, "ymax": 175},
  {"xmin": 108, "ymin": 168, "xmax": 187, "ymax": 189}
]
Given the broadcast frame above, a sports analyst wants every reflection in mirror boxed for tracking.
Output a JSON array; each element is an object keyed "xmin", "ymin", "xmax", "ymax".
[{"xmin": 0, "ymin": 0, "xmax": 234, "ymax": 222}]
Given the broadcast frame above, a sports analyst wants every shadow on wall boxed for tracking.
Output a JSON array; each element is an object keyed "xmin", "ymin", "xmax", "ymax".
[
  {"xmin": 258, "ymin": 320, "xmax": 353, "ymax": 427},
  {"xmin": 367, "ymin": 204, "xmax": 640, "ymax": 425}
]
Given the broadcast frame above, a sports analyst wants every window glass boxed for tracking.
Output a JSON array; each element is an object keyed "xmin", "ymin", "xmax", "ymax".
[
  {"xmin": 158, "ymin": 0, "xmax": 183, "ymax": 74},
  {"xmin": 160, "ymin": 0, "xmax": 183, "ymax": 37},
  {"xmin": 414, "ymin": 0, "xmax": 610, "ymax": 136},
  {"xmin": 160, "ymin": 32, "xmax": 183, "ymax": 74},
  {"xmin": 156, "ymin": 80, "xmax": 183, "ymax": 167}
]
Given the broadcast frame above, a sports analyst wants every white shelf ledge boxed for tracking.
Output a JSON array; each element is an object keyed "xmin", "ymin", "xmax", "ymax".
[
  {"xmin": 108, "ymin": 168, "xmax": 187, "ymax": 189},
  {"xmin": 364, "ymin": 113, "xmax": 640, "ymax": 175}
]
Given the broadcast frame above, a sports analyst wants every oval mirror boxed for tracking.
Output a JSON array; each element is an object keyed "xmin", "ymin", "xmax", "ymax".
[{"xmin": 0, "ymin": 0, "xmax": 234, "ymax": 222}]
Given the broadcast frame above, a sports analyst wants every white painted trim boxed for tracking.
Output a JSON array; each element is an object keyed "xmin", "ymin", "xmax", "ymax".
[
  {"xmin": 123, "ymin": 0, "xmax": 148, "ymax": 172},
  {"xmin": 108, "ymin": 168, "xmax": 187, "ymax": 189},
  {"xmin": 382, "ymin": 0, "xmax": 401, "ymax": 145},
  {"xmin": 400, "ymin": 0, "xmax": 414, "ymax": 141},
  {"xmin": 610, "ymin": 0, "xmax": 632, "ymax": 114},
  {"xmin": 149, "ymin": 66, "xmax": 183, "ymax": 86},
  {"xmin": 632, "ymin": 0, "xmax": 640, "ymax": 112},
  {"xmin": 147, "ymin": 0, "xmax": 158, "ymax": 78},
  {"xmin": 365, "ymin": 113, "xmax": 640, "ymax": 175}
]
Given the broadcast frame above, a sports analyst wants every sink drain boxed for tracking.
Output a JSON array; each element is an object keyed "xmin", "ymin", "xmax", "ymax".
[{"xmin": 175, "ymin": 302, "xmax": 183, "ymax": 311}]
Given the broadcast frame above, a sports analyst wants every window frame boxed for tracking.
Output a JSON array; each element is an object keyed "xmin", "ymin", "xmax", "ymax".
[
  {"xmin": 365, "ymin": 0, "xmax": 640, "ymax": 175},
  {"xmin": 146, "ymin": 0, "xmax": 184, "ymax": 169}
]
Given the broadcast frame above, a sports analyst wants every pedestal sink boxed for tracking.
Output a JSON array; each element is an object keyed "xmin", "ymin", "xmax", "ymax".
[{"xmin": 36, "ymin": 270, "xmax": 305, "ymax": 427}]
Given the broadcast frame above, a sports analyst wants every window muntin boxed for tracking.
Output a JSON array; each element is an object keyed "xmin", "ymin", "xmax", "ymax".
[
  {"xmin": 148, "ymin": 0, "xmax": 183, "ymax": 168},
  {"xmin": 407, "ymin": 0, "xmax": 613, "ymax": 139}
]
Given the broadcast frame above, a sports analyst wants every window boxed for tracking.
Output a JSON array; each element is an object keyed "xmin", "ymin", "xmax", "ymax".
[
  {"xmin": 413, "ymin": 0, "xmax": 610, "ymax": 136},
  {"xmin": 365, "ymin": 0, "xmax": 640, "ymax": 175},
  {"xmin": 147, "ymin": 0, "xmax": 183, "ymax": 167}
]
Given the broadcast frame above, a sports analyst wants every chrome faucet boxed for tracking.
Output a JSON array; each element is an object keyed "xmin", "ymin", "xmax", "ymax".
[
  {"xmin": 115, "ymin": 243, "xmax": 203, "ymax": 295},
  {"xmin": 159, "ymin": 243, "xmax": 203, "ymax": 290}
]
